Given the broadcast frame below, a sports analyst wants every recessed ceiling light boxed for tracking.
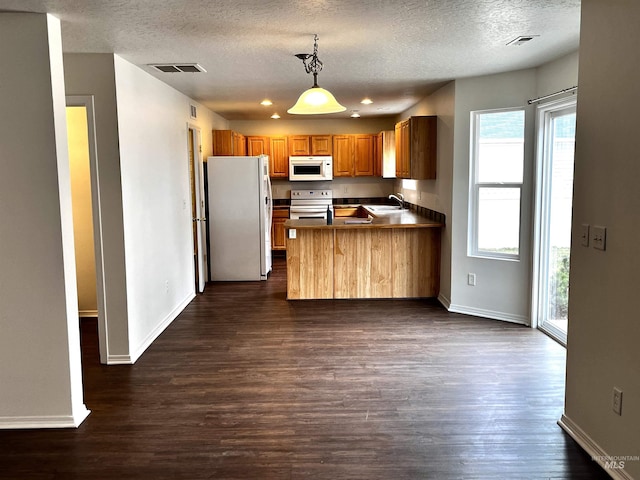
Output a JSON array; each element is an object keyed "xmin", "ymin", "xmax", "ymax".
[
  {"xmin": 350, "ymin": 112, "xmax": 361, "ymax": 118},
  {"xmin": 261, "ymin": 99, "xmax": 273, "ymax": 106},
  {"xmin": 361, "ymin": 98, "xmax": 373, "ymax": 105},
  {"xmin": 271, "ymin": 113, "xmax": 280, "ymax": 119}
]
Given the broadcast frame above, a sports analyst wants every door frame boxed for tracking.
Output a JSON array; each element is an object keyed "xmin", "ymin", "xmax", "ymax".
[
  {"xmin": 531, "ymin": 96, "xmax": 577, "ymax": 344},
  {"xmin": 187, "ymin": 124, "xmax": 207, "ymax": 292},
  {"xmin": 66, "ymin": 95, "xmax": 109, "ymax": 363}
]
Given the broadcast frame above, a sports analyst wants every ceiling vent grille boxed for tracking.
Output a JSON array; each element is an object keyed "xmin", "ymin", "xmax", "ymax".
[
  {"xmin": 506, "ymin": 35, "xmax": 539, "ymax": 46},
  {"xmin": 149, "ymin": 63, "xmax": 207, "ymax": 73}
]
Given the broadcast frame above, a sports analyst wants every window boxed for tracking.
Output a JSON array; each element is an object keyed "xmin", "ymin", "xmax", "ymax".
[{"xmin": 470, "ymin": 108, "xmax": 525, "ymax": 259}]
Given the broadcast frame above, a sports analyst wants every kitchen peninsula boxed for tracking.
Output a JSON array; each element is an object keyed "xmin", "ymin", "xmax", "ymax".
[{"xmin": 284, "ymin": 207, "xmax": 443, "ymax": 300}]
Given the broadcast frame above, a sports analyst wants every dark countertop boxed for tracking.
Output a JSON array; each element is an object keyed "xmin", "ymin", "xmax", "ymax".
[{"xmin": 284, "ymin": 206, "xmax": 444, "ymax": 230}]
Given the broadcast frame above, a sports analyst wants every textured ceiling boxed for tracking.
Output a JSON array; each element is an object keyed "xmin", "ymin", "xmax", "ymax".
[{"xmin": 0, "ymin": 0, "xmax": 581, "ymax": 120}]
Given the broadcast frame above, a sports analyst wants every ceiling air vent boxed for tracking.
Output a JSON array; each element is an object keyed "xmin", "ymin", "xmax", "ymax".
[
  {"xmin": 149, "ymin": 63, "xmax": 207, "ymax": 73},
  {"xmin": 506, "ymin": 35, "xmax": 539, "ymax": 46}
]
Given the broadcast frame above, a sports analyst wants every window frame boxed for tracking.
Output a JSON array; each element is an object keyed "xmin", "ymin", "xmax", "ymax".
[{"xmin": 469, "ymin": 107, "xmax": 525, "ymax": 261}]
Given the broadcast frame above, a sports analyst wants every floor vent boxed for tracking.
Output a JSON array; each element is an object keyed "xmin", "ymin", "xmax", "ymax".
[{"xmin": 149, "ymin": 63, "xmax": 207, "ymax": 73}]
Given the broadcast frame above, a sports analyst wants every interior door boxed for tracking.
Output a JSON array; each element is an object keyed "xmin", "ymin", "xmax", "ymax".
[{"xmin": 188, "ymin": 127, "xmax": 206, "ymax": 293}]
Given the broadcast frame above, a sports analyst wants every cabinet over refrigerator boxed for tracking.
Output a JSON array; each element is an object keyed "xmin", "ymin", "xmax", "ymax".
[{"xmin": 207, "ymin": 155, "xmax": 272, "ymax": 281}]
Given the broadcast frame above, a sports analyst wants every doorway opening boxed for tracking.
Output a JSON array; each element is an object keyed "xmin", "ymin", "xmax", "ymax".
[
  {"xmin": 533, "ymin": 98, "xmax": 577, "ymax": 345},
  {"xmin": 66, "ymin": 96, "xmax": 108, "ymax": 364}
]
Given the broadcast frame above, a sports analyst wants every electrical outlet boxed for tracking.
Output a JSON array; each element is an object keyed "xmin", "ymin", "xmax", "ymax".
[
  {"xmin": 343, "ymin": 186, "xmax": 348, "ymax": 194},
  {"xmin": 613, "ymin": 387, "xmax": 623, "ymax": 415},
  {"xmin": 468, "ymin": 273, "xmax": 476, "ymax": 286},
  {"xmin": 580, "ymin": 224, "xmax": 590, "ymax": 247},
  {"xmin": 165, "ymin": 280, "xmax": 169, "ymax": 293},
  {"xmin": 592, "ymin": 225, "xmax": 607, "ymax": 250}
]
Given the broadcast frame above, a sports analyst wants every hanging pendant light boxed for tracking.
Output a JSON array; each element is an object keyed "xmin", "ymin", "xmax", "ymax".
[{"xmin": 287, "ymin": 35, "xmax": 346, "ymax": 115}]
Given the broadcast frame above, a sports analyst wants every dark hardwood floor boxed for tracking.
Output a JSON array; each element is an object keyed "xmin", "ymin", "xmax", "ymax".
[{"xmin": 0, "ymin": 258, "xmax": 608, "ymax": 479}]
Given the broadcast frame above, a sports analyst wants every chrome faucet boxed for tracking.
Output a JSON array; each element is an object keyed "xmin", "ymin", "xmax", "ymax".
[{"xmin": 389, "ymin": 193, "xmax": 405, "ymax": 209}]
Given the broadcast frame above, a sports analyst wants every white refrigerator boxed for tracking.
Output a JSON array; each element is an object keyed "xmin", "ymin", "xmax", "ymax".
[{"xmin": 207, "ymin": 155, "xmax": 272, "ymax": 281}]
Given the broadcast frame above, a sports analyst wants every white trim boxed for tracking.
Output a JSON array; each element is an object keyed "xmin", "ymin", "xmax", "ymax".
[
  {"xmin": 79, "ymin": 310, "xmax": 98, "ymax": 318},
  {"xmin": 437, "ymin": 293, "xmax": 451, "ymax": 310},
  {"xmin": 106, "ymin": 354, "xmax": 133, "ymax": 365},
  {"xmin": 531, "ymin": 97, "xmax": 576, "ymax": 339},
  {"xmin": 129, "ymin": 292, "xmax": 195, "ymax": 364},
  {"xmin": 448, "ymin": 303, "xmax": 529, "ymax": 326},
  {"xmin": 558, "ymin": 414, "xmax": 633, "ymax": 480},
  {"xmin": 66, "ymin": 95, "xmax": 109, "ymax": 364},
  {"xmin": 0, "ymin": 408, "xmax": 90, "ymax": 429}
]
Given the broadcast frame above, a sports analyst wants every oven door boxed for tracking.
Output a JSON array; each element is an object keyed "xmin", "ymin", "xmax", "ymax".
[{"xmin": 289, "ymin": 206, "xmax": 331, "ymax": 220}]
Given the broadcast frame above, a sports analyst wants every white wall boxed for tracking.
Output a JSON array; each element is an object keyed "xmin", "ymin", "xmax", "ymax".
[
  {"xmin": 0, "ymin": 13, "xmax": 89, "ymax": 428},
  {"xmin": 395, "ymin": 82, "xmax": 455, "ymax": 305},
  {"xmin": 448, "ymin": 69, "xmax": 537, "ymax": 324},
  {"xmin": 561, "ymin": 1, "xmax": 640, "ymax": 477},
  {"xmin": 63, "ymin": 53, "xmax": 131, "ymax": 362},
  {"xmin": 65, "ymin": 54, "xmax": 227, "ymax": 363},
  {"xmin": 113, "ymin": 55, "xmax": 227, "ymax": 362}
]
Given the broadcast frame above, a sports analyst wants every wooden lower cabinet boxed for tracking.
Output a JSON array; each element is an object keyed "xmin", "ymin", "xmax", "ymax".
[
  {"xmin": 286, "ymin": 229, "xmax": 334, "ymax": 299},
  {"xmin": 271, "ymin": 208, "xmax": 289, "ymax": 251},
  {"xmin": 286, "ymin": 226, "xmax": 440, "ymax": 299}
]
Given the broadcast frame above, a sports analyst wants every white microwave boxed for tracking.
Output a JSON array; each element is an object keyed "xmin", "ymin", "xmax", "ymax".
[{"xmin": 289, "ymin": 156, "xmax": 333, "ymax": 181}]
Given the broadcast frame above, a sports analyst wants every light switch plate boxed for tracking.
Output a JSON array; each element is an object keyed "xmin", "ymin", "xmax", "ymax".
[
  {"xmin": 288, "ymin": 229, "xmax": 297, "ymax": 239},
  {"xmin": 580, "ymin": 224, "xmax": 590, "ymax": 247},
  {"xmin": 592, "ymin": 225, "xmax": 606, "ymax": 251}
]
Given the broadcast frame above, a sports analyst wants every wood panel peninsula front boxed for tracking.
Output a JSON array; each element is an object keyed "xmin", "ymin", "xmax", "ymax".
[{"xmin": 284, "ymin": 207, "xmax": 443, "ymax": 300}]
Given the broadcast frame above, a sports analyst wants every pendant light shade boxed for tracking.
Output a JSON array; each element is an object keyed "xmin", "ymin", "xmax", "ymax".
[
  {"xmin": 287, "ymin": 86, "xmax": 346, "ymax": 115},
  {"xmin": 288, "ymin": 35, "xmax": 345, "ymax": 115}
]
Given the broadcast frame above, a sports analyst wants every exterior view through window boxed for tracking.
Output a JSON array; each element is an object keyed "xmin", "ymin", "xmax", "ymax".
[{"xmin": 470, "ymin": 109, "xmax": 525, "ymax": 259}]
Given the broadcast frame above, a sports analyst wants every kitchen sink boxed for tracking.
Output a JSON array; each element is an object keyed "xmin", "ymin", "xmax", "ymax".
[{"xmin": 364, "ymin": 205, "xmax": 407, "ymax": 212}]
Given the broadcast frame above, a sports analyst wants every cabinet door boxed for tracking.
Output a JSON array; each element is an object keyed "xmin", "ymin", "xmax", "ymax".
[
  {"xmin": 270, "ymin": 136, "xmax": 289, "ymax": 178},
  {"xmin": 332, "ymin": 135, "xmax": 354, "ymax": 177},
  {"xmin": 409, "ymin": 116, "xmax": 437, "ymax": 180},
  {"xmin": 354, "ymin": 134, "xmax": 375, "ymax": 176},
  {"xmin": 311, "ymin": 135, "xmax": 332, "ymax": 155},
  {"xmin": 395, "ymin": 121, "xmax": 410, "ymax": 178},
  {"xmin": 233, "ymin": 132, "xmax": 246, "ymax": 156},
  {"xmin": 271, "ymin": 209, "xmax": 289, "ymax": 250},
  {"xmin": 288, "ymin": 135, "xmax": 310, "ymax": 156},
  {"xmin": 212, "ymin": 130, "xmax": 234, "ymax": 155},
  {"xmin": 247, "ymin": 136, "xmax": 270, "ymax": 156},
  {"xmin": 374, "ymin": 132, "xmax": 383, "ymax": 177}
]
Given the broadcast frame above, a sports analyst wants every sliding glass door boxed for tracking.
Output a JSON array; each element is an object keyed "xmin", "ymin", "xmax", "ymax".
[{"xmin": 534, "ymin": 99, "xmax": 576, "ymax": 345}]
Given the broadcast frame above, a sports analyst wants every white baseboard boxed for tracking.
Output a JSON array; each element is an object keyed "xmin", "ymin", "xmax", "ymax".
[
  {"xmin": 437, "ymin": 293, "xmax": 451, "ymax": 310},
  {"xmin": 106, "ymin": 354, "xmax": 133, "ymax": 365},
  {"xmin": 559, "ymin": 414, "xmax": 634, "ymax": 480},
  {"xmin": 129, "ymin": 292, "xmax": 195, "ymax": 364},
  {"xmin": 0, "ymin": 406, "xmax": 90, "ymax": 429},
  {"xmin": 447, "ymin": 303, "xmax": 529, "ymax": 326},
  {"xmin": 79, "ymin": 310, "xmax": 98, "ymax": 318}
]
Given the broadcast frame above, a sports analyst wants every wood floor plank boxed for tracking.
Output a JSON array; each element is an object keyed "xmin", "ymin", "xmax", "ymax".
[{"xmin": 0, "ymin": 258, "xmax": 608, "ymax": 479}]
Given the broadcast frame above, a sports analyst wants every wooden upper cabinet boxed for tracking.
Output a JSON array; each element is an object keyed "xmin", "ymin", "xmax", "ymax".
[
  {"xmin": 269, "ymin": 136, "xmax": 289, "ymax": 178},
  {"xmin": 289, "ymin": 135, "xmax": 333, "ymax": 156},
  {"xmin": 333, "ymin": 134, "xmax": 376, "ymax": 177},
  {"xmin": 332, "ymin": 135, "xmax": 354, "ymax": 177},
  {"xmin": 395, "ymin": 116, "xmax": 437, "ymax": 179},
  {"xmin": 212, "ymin": 129, "xmax": 246, "ymax": 156},
  {"xmin": 311, "ymin": 135, "xmax": 332, "ymax": 155},
  {"xmin": 246, "ymin": 136, "xmax": 270, "ymax": 156},
  {"xmin": 374, "ymin": 132, "xmax": 383, "ymax": 177},
  {"xmin": 354, "ymin": 134, "xmax": 375, "ymax": 176},
  {"xmin": 288, "ymin": 135, "xmax": 311, "ymax": 156}
]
